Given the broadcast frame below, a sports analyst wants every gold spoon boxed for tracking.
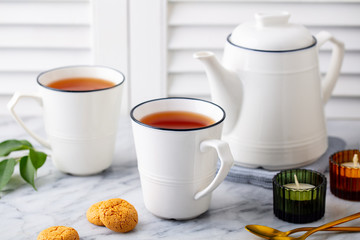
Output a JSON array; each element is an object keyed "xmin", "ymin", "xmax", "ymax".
[
  {"xmin": 245, "ymin": 225, "xmax": 360, "ymax": 239},
  {"xmin": 270, "ymin": 212, "xmax": 360, "ymax": 240}
]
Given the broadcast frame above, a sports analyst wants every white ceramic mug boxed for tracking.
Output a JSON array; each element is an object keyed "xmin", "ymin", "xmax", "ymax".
[
  {"xmin": 7, "ymin": 66, "xmax": 125, "ymax": 175},
  {"xmin": 130, "ymin": 97, "xmax": 234, "ymax": 219}
]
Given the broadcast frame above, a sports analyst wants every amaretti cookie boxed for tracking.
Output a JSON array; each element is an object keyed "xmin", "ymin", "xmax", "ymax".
[
  {"xmin": 98, "ymin": 198, "xmax": 138, "ymax": 233},
  {"xmin": 37, "ymin": 226, "xmax": 79, "ymax": 240},
  {"xmin": 86, "ymin": 200, "xmax": 105, "ymax": 226}
]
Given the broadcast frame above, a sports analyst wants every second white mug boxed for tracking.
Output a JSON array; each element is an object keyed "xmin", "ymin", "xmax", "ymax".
[{"xmin": 131, "ymin": 97, "xmax": 234, "ymax": 219}]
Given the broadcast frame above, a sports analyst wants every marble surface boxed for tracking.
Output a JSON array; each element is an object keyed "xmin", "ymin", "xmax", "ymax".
[{"xmin": 1, "ymin": 115, "xmax": 360, "ymax": 240}]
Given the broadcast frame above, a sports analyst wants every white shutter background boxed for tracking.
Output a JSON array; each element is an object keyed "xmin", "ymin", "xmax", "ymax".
[
  {"xmin": 0, "ymin": 0, "xmax": 128, "ymax": 116},
  {"xmin": 165, "ymin": 0, "xmax": 360, "ymax": 120},
  {"xmin": 1, "ymin": 0, "xmax": 358, "ymax": 119},
  {"xmin": 0, "ymin": 0, "xmax": 92, "ymax": 115}
]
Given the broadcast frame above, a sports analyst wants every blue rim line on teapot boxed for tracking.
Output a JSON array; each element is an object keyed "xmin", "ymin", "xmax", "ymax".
[{"xmin": 227, "ymin": 34, "xmax": 317, "ymax": 53}]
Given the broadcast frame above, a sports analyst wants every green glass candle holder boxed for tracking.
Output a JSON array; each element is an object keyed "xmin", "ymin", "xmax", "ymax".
[
  {"xmin": 273, "ymin": 169, "xmax": 327, "ymax": 223},
  {"xmin": 329, "ymin": 149, "xmax": 360, "ymax": 201}
]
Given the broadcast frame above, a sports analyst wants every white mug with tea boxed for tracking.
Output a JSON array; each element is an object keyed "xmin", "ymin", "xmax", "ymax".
[
  {"xmin": 8, "ymin": 66, "xmax": 125, "ymax": 175},
  {"xmin": 131, "ymin": 97, "xmax": 234, "ymax": 219}
]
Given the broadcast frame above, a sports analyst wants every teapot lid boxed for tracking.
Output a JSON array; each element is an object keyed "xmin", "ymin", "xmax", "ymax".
[{"xmin": 229, "ymin": 12, "xmax": 315, "ymax": 51}]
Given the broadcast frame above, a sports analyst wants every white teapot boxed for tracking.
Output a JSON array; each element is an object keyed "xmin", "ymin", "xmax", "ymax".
[{"xmin": 194, "ymin": 12, "xmax": 344, "ymax": 170}]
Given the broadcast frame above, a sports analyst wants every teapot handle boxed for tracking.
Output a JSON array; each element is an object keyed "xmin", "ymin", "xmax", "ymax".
[{"xmin": 315, "ymin": 31, "xmax": 345, "ymax": 104}]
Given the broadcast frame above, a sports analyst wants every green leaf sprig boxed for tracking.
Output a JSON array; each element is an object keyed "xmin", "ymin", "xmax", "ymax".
[{"xmin": 0, "ymin": 139, "xmax": 47, "ymax": 191}]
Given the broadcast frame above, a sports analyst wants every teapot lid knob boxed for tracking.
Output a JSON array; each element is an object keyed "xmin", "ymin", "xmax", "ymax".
[{"xmin": 255, "ymin": 12, "xmax": 290, "ymax": 28}]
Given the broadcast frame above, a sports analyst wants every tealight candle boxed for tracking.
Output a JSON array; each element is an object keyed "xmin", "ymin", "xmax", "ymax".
[
  {"xmin": 273, "ymin": 169, "xmax": 326, "ymax": 223},
  {"xmin": 283, "ymin": 174, "xmax": 315, "ymax": 190},
  {"xmin": 330, "ymin": 150, "xmax": 360, "ymax": 201},
  {"xmin": 341, "ymin": 154, "xmax": 360, "ymax": 168}
]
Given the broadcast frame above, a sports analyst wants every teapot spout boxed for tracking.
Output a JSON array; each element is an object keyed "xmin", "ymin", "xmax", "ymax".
[{"xmin": 194, "ymin": 51, "xmax": 242, "ymax": 134}]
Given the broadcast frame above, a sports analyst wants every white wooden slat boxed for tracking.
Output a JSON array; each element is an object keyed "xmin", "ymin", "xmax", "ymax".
[
  {"xmin": 168, "ymin": 26, "xmax": 360, "ymax": 51},
  {"xmin": 168, "ymin": 2, "xmax": 360, "ymax": 26},
  {"xmin": 0, "ymin": 1, "xmax": 91, "ymax": 26},
  {"xmin": 168, "ymin": 50, "xmax": 360, "ymax": 74},
  {"xmin": 0, "ymin": 26, "xmax": 91, "ymax": 49},
  {"xmin": 167, "ymin": 73, "xmax": 360, "ymax": 119},
  {"xmin": 169, "ymin": 0, "xmax": 360, "ymax": 2},
  {"xmin": 168, "ymin": 26, "xmax": 231, "ymax": 50},
  {"xmin": 325, "ymin": 97, "xmax": 360, "ymax": 119},
  {"xmin": 0, "ymin": 94, "xmax": 43, "ymax": 117},
  {"xmin": 319, "ymin": 51, "xmax": 358, "ymax": 76},
  {"xmin": 0, "ymin": 72, "xmax": 38, "ymax": 94},
  {"xmin": 168, "ymin": 73, "xmax": 209, "ymax": 96},
  {"xmin": 92, "ymin": 0, "xmax": 129, "ymax": 114},
  {"xmin": 320, "ymin": 51, "xmax": 360, "ymax": 75},
  {"xmin": 0, "ymin": 49, "xmax": 93, "ymax": 72},
  {"xmin": 333, "ymin": 74, "xmax": 360, "ymax": 97},
  {"xmin": 168, "ymin": 73, "xmax": 360, "ymax": 97},
  {"xmin": 129, "ymin": 0, "xmax": 168, "ymax": 107}
]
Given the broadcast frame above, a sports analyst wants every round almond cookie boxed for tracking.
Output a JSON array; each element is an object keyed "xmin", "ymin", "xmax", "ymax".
[
  {"xmin": 37, "ymin": 226, "xmax": 79, "ymax": 240},
  {"xmin": 99, "ymin": 198, "xmax": 138, "ymax": 233},
  {"xmin": 86, "ymin": 201, "xmax": 105, "ymax": 226}
]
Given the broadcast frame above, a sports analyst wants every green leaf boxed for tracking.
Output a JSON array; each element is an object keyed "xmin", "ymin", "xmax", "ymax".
[
  {"xmin": 19, "ymin": 140, "xmax": 33, "ymax": 148},
  {"xmin": 29, "ymin": 149, "xmax": 47, "ymax": 169},
  {"xmin": 0, "ymin": 158, "xmax": 16, "ymax": 191},
  {"xmin": 19, "ymin": 156, "xmax": 37, "ymax": 190},
  {"xmin": 0, "ymin": 139, "xmax": 46, "ymax": 191},
  {"xmin": 0, "ymin": 139, "xmax": 33, "ymax": 157}
]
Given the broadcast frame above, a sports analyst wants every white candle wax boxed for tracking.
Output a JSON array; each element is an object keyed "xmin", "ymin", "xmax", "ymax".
[
  {"xmin": 283, "ymin": 183, "xmax": 315, "ymax": 190},
  {"xmin": 341, "ymin": 154, "xmax": 360, "ymax": 168},
  {"xmin": 283, "ymin": 174, "xmax": 315, "ymax": 190}
]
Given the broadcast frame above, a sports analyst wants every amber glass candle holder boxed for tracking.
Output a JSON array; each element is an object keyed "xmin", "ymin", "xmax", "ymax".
[
  {"xmin": 273, "ymin": 169, "xmax": 326, "ymax": 223},
  {"xmin": 329, "ymin": 149, "xmax": 360, "ymax": 201}
]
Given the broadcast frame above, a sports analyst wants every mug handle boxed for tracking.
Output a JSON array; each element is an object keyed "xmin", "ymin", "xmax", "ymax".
[
  {"xmin": 7, "ymin": 92, "xmax": 51, "ymax": 149},
  {"xmin": 194, "ymin": 139, "xmax": 234, "ymax": 200},
  {"xmin": 315, "ymin": 31, "xmax": 345, "ymax": 104}
]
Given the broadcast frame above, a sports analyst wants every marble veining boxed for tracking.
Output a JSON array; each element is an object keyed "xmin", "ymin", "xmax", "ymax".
[{"xmin": 1, "ymin": 116, "xmax": 360, "ymax": 239}]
